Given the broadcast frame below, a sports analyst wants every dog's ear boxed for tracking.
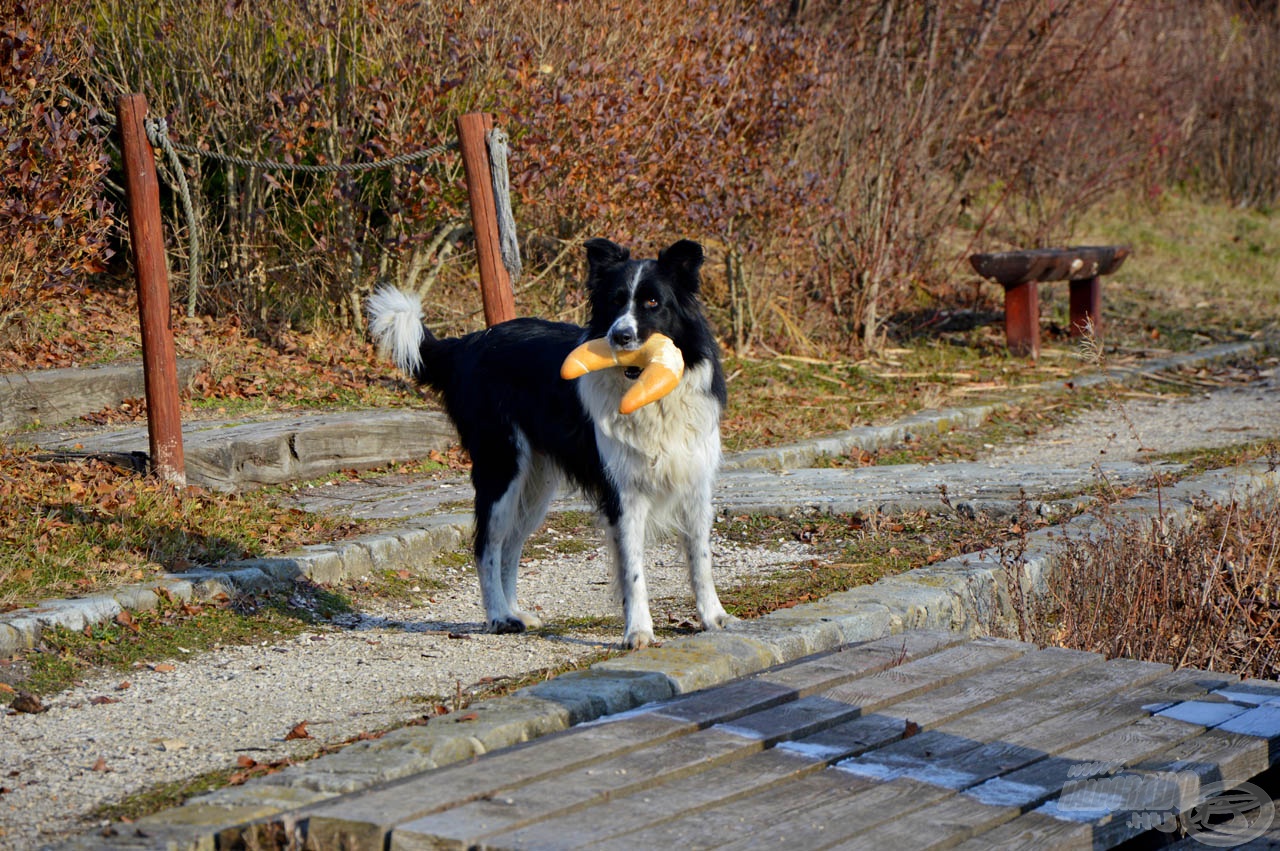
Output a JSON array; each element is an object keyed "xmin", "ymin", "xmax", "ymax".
[
  {"xmin": 584, "ymin": 238, "xmax": 630, "ymax": 274},
  {"xmin": 658, "ymin": 239, "xmax": 705, "ymax": 291}
]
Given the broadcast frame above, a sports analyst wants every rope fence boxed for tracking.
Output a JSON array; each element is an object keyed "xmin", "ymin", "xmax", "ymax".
[
  {"xmin": 57, "ymin": 87, "xmax": 521, "ymax": 317},
  {"xmin": 65, "ymin": 87, "xmax": 524, "ymax": 484}
]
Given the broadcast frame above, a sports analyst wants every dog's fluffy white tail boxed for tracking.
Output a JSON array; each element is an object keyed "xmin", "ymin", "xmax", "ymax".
[{"xmin": 366, "ymin": 286, "xmax": 425, "ymax": 376}]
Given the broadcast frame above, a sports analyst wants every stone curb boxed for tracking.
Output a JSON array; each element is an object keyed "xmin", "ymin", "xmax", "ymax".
[
  {"xmin": 3, "ymin": 337, "xmax": 1272, "ymax": 661},
  {"xmin": 724, "ymin": 338, "xmax": 1271, "ymax": 470},
  {"xmin": 67, "ymin": 462, "xmax": 1278, "ymax": 850},
  {"xmin": 0, "ymin": 359, "xmax": 203, "ymax": 433},
  {"xmin": 0, "ymin": 514, "xmax": 472, "ymax": 662}
]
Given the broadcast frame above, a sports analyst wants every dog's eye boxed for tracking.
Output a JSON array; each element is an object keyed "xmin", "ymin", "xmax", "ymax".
[{"xmin": 642, "ymin": 298, "xmax": 659, "ymax": 309}]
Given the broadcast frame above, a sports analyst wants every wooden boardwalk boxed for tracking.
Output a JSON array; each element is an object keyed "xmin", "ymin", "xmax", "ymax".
[{"xmin": 292, "ymin": 631, "xmax": 1280, "ymax": 850}]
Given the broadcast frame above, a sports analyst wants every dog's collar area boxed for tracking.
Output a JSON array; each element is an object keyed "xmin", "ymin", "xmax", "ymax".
[{"xmin": 623, "ymin": 366, "xmax": 643, "ymax": 380}]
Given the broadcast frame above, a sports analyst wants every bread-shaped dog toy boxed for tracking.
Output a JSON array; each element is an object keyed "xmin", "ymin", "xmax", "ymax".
[{"xmin": 561, "ymin": 333, "xmax": 684, "ymax": 414}]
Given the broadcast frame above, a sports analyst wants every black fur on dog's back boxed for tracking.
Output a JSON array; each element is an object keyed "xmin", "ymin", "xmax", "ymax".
[{"xmin": 412, "ymin": 318, "xmax": 621, "ymax": 523}]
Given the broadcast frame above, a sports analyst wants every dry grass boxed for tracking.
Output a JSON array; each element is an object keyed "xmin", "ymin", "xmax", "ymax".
[{"xmin": 1021, "ymin": 481, "xmax": 1280, "ymax": 678}]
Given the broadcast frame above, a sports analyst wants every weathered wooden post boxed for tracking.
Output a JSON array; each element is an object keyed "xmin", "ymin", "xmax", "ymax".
[
  {"xmin": 1068, "ymin": 275, "xmax": 1103, "ymax": 338},
  {"xmin": 456, "ymin": 112, "xmax": 517, "ymax": 327},
  {"xmin": 116, "ymin": 93, "xmax": 186, "ymax": 487}
]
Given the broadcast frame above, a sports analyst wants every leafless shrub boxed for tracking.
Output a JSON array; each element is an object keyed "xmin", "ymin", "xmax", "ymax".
[
  {"xmin": 1027, "ymin": 489, "xmax": 1280, "ymax": 678},
  {"xmin": 27, "ymin": 0, "xmax": 1279, "ymax": 349}
]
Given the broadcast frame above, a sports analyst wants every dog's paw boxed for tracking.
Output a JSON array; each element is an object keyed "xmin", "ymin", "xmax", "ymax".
[
  {"xmin": 488, "ymin": 616, "xmax": 529, "ymax": 635},
  {"xmin": 622, "ymin": 629, "xmax": 655, "ymax": 650},
  {"xmin": 701, "ymin": 607, "xmax": 736, "ymax": 631},
  {"xmin": 514, "ymin": 610, "xmax": 543, "ymax": 630}
]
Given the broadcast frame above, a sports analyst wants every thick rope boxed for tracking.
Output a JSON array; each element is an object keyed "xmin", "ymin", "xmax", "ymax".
[
  {"xmin": 487, "ymin": 127, "xmax": 522, "ymax": 283},
  {"xmin": 145, "ymin": 118, "xmax": 202, "ymax": 317},
  {"xmin": 160, "ymin": 135, "xmax": 458, "ymax": 174}
]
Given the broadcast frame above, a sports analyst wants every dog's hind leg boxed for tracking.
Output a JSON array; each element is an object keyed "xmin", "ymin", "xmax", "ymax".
[
  {"xmin": 680, "ymin": 477, "xmax": 733, "ymax": 631},
  {"xmin": 496, "ymin": 452, "xmax": 559, "ymax": 630},
  {"xmin": 471, "ymin": 434, "xmax": 542, "ymax": 634},
  {"xmin": 606, "ymin": 495, "xmax": 655, "ymax": 649}
]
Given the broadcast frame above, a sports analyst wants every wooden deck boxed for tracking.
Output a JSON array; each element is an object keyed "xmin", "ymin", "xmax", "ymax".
[{"xmin": 296, "ymin": 631, "xmax": 1280, "ymax": 850}]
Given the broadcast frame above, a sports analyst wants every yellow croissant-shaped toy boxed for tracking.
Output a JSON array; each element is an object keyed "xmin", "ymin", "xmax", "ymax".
[{"xmin": 561, "ymin": 333, "xmax": 685, "ymax": 414}]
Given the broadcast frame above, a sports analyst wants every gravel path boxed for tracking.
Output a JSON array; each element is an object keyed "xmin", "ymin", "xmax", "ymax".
[
  {"xmin": 3, "ymin": 359, "xmax": 1278, "ymax": 850},
  {"xmin": 0, "ymin": 539, "xmax": 808, "ymax": 849}
]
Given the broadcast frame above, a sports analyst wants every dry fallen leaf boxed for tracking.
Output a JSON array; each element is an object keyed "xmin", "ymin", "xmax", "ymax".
[
  {"xmin": 285, "ymin": 721, "xmax": 311, "ymax": 740},
  {"xmin": 11, "ymin": 692, "xmax": 47, "ymax": 714},
  {"xmin": 150, "ymin": 663, "xmax": 176, "ymax": 673},
  {"xmin": 92, "ymin": 757, "xmax": 109, "ymax": 772},
  {"xmin": 89, "ymin": 695, "xmax": 119, "ymax": 705}
]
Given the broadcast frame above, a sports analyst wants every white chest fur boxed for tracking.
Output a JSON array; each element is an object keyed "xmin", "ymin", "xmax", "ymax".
[{"xmin": 577, "ymin": 359, "xmax": 722, "ymax": 503}]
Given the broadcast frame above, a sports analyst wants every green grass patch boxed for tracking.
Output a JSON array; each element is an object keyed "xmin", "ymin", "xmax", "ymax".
[
  {"xmin": 715, "ymin": 504, "xmax": 1054, "ymax": 618},
  {"xmin": 1075, "ymin": 192, "xmax": 1280, "ymax": 347},
  {"xmin": 719, "ymin": 342, "xmax": 1084, "ymax": 453},
  {"xmin": 5, "ymin": 585, "xmax": 352, "ymax": 700}
]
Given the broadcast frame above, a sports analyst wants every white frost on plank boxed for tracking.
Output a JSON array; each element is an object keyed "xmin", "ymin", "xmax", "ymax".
[
  {"xmin": 1217, "ymin": 705, "xmax": 1280, "ymax": 738},
  {"xmin": 964, "ymin": 777, "xmax": 1049, "ymax": 808},
  {"xmin": 777, "ymin": 740, "xmax": 851, "ymax": 761},
  {"xmin": 1155, "ymin": 700, "xmax": 1247, "ymax": 727}
]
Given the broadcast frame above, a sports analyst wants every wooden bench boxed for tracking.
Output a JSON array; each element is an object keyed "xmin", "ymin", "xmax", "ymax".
[{"xmin": 969, "ymin": 245, "xmax": 1130, "ymax": 358}]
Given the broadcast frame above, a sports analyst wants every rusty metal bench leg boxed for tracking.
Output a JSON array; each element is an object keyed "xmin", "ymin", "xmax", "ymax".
[
  {"xmin": 1069, "ymin": 275, "xmax": 1101, "ymax": 338},
  {"xmin": 1001, "ymin": 281, "xmax": 1040, "ymax": 358}
]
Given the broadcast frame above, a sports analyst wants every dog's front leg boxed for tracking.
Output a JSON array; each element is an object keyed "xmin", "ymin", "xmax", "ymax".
[
  {"xmin": 608, "ymin": 499, "xmax": 655, "ymax": 649},
  {"xmin": 682, "ymin": 481, "xmax": 733, "ymax": 631}
]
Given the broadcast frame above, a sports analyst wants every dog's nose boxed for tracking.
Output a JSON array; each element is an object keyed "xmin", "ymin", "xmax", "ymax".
[{"xmin": 609, "ymin": 327, "xmax": 636, "ymax": 348}]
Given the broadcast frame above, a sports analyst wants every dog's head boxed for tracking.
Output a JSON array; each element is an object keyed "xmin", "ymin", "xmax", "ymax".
[{"xmin": 583, "ymin": 238, "xmax": 705, "ymax": 353}]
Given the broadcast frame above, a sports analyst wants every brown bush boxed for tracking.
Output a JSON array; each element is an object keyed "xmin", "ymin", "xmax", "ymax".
[
  {"xmin": 27, "ymin": 0, "xmax": 1280, "ymax": 352},
  {"xmin": 1027, "ymin": 484, "xmax": 1280, "ymax": 679},
  {"xmin": 0, "ymin": 0, "xmax": 114, "ymax": 342}
]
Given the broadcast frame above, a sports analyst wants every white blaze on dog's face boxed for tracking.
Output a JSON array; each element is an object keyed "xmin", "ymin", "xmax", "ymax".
[
  {"xmin": 605, "ymin": 264, "xmax": 649, "ymax": 351},
  {"xmin": 585, "ymin": 238, "xmax": 706, "ymax": 359}
]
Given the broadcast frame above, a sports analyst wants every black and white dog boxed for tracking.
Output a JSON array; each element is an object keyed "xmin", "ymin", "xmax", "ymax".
[{"xmin": 366, "ymin": 238, "xmax": 732, "ymax": 648}]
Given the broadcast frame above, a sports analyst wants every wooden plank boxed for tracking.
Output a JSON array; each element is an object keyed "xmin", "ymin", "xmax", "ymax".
[
  {"xmin": 388, "ymin": 726, "xmax": 764, "ymax": 849},
  {"xmin": 969, "ymin": 245, "xmax": 1129, "ymax": 286},
  {"xmin": 828, "ymin": 793, "xmax": 1018, "ymax": 851},
  {"xmin": 726, "ymin": 699, "xmax": 1209, "ymax": 850},
  {"xmin": 302, "ymin": 710, "xmax": 693, "ymax": 850},
  {"xmin": 655, "ymin": 629, "xmax": 969, "ymax": 727},
  {"xmin": 804, "ymin": 637, "xmax": 1032, "ymax": 711},
  {"xmin": 858, "ymin": 715, "xmax": 1207, "ymax": 851},
  {"xmin": 493, "ymin": 651, "xmax": 1099, "ymax": 851},
  {"xmin": 588, "ymin": 773, "xmax": 952, "ymax": 851},
  {"xmin": 707, "ymin": 639, "xmax": 1034, "ymax": 744},
  {"xmin": 482, "ymin": 748, "xmax": 825, "ymax": 850},
  {"xmin": 877, "ymin": 647, "xmax": 1101, "ymax": 727},
  {"xmin": 936, "ymin": 657, "xmax": 1169, "ymax": 742},
  {"xmin": 307, "ymin": 634, "xmax": 997, "ymax": 849},
  {"xmin": 1066, "ymin": 726, "xmax": 1280, "ymax": 849},
  {"xmin": 835, "ymin": 656, "xmax": 1164, "ymax": 789},
  {"xmin": 390, "ymin": 639, "xmax": 1021, "ymax": 851}
]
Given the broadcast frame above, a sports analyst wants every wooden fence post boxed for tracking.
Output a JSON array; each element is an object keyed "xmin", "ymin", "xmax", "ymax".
[
  {"xmin": 456, "ymin": 112, "xmax": 517, "ymax": 326},
  {"xmin": 116, "ymin": 93, "xmax": 186, "ymax": 487}
]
